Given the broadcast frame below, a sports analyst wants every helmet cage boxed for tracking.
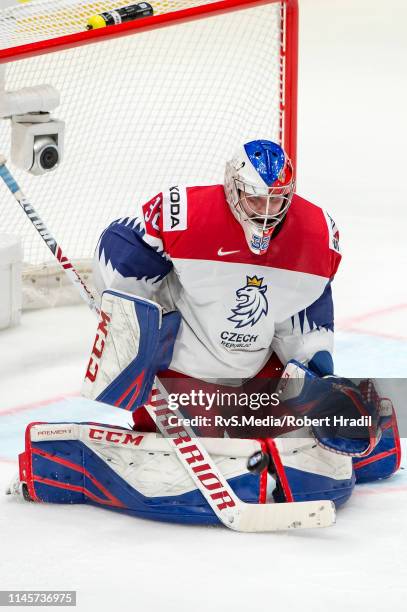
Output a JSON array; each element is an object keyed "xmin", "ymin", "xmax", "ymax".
[{"xmin": 233, "ymin": 175, "xmax": 295, "ymax": 235}]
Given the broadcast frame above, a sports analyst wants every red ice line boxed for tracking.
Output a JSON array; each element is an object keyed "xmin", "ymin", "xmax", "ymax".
[
  {"xmin": 352, "ymin": 483, "xmax": 407, "ymax": 496},
  {"xmin": 337, "ymin": 303, "xmax": 407, "ymax": 341},
  {"xmin": 0, "ymin": 392, "xmax": 80, "ymax": 417}
]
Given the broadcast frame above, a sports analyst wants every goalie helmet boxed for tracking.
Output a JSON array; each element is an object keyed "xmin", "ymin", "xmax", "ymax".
[{"xmin": 225, "ymin": 139, "xmax": 295, "ymax": 255}]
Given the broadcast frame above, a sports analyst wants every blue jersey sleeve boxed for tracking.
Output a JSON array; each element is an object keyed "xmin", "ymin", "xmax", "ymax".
[{"xmin": 93, "ymin": 195, "xmax": 173, "ymax": 299}]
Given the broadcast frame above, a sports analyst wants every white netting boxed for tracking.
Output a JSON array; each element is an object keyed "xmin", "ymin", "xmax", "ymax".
[
  {"xmin": 0, "ymin": 0, "xmax": 216, "ymax": 46},
  {"xmin": 0, "ymin": 0, "xmax": 288, "ymax": 305}
]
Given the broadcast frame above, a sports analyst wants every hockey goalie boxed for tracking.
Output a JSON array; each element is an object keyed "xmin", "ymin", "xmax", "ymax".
[{"xmin": 11, "ymin": 140, "xmax": 401, "ymax": 531}]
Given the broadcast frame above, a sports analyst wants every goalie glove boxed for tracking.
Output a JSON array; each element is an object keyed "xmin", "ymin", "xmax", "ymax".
[{"xmin": 277, "ymin": 360, "xmax": 394, "ymax": 458}]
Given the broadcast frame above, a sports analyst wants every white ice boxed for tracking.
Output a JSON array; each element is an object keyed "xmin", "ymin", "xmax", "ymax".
[{"xmin": 1, "ymin": 0, "xmax": 407, "ymax": 610}]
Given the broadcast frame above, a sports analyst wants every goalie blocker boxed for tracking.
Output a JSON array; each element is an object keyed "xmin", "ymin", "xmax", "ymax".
[{"xmin": 82, "ymin": 289, "xmax": 181, "ymax": 409}]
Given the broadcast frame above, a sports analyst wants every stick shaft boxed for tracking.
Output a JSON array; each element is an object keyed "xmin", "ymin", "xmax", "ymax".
[{"xmin": 0, "ymin": 161, "xmax": 100, "ymax": 316}]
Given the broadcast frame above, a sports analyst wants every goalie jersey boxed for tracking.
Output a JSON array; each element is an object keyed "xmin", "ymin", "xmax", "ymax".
[{"xmin": 94, "ymin": 185, "xmax": 341, "ymax": 381}]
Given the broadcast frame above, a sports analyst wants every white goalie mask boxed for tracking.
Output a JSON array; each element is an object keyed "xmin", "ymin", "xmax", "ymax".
[{"xmin": 225, "ymin": 140, "xmax": 295, "ymax": 255}]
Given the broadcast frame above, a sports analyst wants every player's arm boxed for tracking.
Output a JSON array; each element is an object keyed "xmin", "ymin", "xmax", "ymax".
[
  {"xmin": 93, "ymin": 192, "xmax": 172, "ymax": 302},
  {"xmin": 272, "ymin": 281, "xmax": 335, "ymax": 376}
]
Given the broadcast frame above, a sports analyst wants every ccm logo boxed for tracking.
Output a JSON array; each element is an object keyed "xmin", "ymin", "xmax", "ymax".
[
  {"xmin": 85, "ymin": 310, "xmax": 111, "ymax": 383},
  {"xmin": 89, "ymin": 428, "xmax": 144, "ymax": 446}
]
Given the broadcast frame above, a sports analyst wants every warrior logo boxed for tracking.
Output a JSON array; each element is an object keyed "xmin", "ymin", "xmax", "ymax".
[{"xmin": 228, "ymin": 276, "xmax": 268, "ymax": 328}]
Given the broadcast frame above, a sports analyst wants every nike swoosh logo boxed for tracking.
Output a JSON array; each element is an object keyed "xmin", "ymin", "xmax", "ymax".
[{"xmin": 218, "ymin": 248, "xmax": 240, "ymax": 256}]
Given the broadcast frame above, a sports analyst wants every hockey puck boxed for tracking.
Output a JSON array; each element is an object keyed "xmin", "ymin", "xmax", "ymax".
[{"xmin": 247, "ymin": 450, "xmax": 270, "ymax": 474}]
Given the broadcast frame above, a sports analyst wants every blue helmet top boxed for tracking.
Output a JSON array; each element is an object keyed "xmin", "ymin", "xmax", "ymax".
[{"xmin": 244, "ymin": 140, "xmax": 286, "ymax": 187}]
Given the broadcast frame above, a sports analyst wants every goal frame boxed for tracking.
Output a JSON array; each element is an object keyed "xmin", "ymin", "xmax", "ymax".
[{"xmin": 0, "ymin": 0, "xmax": 298, "ymax": 168}]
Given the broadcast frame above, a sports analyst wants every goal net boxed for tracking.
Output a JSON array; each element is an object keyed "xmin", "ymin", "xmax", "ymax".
[{"xmin": 0, "ymin": 0, "xmax": 298, "ymax": 308}]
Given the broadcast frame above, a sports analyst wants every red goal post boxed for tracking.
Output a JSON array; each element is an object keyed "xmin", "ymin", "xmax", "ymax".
[{"xmin": 0, "ymin": 0, "xmax": 298, "ymax": 308}]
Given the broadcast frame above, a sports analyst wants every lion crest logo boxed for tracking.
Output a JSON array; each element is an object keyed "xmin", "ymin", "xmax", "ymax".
[{"xmin": 228, "ymin": 276, "xmax": 269, "ymax": 328}]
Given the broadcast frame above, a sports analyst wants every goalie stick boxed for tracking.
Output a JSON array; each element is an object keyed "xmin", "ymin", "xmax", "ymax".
[
  {"xmin": 147, "ymin": 382, "xmax": 335, "ymax": 531},
  {"xmin": 0, "ymin": 158, "xmax": 335, "ymax": 531}
]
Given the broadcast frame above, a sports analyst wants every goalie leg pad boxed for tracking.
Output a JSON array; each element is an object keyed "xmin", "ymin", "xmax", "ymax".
[
  {"xmin": 82, "ymin": 290, "xmax": 181, "ymax": 410},
  {"xmin": 266, "ymin": 432, "xmax": 355, "ymax": 508},
  {"xmin": 18, "ymin": 422, "xmax": 264, "ymax": 525}
]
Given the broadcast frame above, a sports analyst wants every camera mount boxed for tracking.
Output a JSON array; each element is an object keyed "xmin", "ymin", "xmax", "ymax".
[{"xmin": 0, "ymin": 65, "xmax": 64, "ymax": 175}]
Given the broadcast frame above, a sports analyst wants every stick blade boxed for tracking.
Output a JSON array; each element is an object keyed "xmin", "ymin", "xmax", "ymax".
[{"xmin": 230, "ymin": 500, "xmax": 336, "ymax": 533}]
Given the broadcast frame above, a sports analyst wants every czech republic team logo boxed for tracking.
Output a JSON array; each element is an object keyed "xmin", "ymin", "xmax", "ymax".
[{"xmin": 228, "ymin": 276, "xmax": 269, "ymax": 328}]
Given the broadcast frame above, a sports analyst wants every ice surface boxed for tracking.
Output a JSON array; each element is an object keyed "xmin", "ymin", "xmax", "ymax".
[{"xmin": 1, "ymin": 0, "xmax": 407, "ymax": 609}]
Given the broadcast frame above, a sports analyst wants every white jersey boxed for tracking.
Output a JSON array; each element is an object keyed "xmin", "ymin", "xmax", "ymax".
[{"xmin": 94, "ymin": 185, "xmax": 341, "ymax": 380}]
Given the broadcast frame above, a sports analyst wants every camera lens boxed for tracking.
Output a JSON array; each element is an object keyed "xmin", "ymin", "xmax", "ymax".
[
  {"xmin": 40, "ymin": 146, "xmax": 59, "ymax": 170},
  {"xmin": 32, "ymin": 135, "xmax": 60, "ymax": 175}
]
